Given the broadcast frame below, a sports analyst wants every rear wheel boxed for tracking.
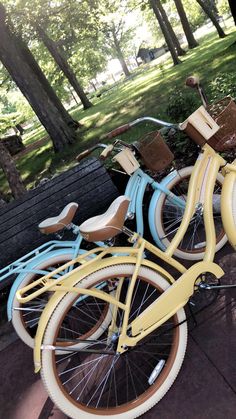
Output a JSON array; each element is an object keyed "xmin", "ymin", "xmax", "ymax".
[
  {"xmin": 12, "ymin": 252, "xmax": 110, "ymax": 348},
  {"xmin": 12, "ymin": 253, "xmax": 74, "ymax": 347},
  {"xmin": 41, "ymin": 264, "xmax": 187, "ymax": 419}
]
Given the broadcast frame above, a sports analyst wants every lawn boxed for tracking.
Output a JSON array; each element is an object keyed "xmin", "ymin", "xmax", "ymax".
[{"xmin": 1, "ymin": 20, "xmax": 236, "ymax": 197}]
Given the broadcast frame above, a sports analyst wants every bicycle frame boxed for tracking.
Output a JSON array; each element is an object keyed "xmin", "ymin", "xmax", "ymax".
[{"xmin": 125, "ymin": 167, "xmax": 185, "ymax": 247}]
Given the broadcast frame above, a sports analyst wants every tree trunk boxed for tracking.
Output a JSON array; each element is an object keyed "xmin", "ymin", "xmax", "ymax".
[
  {"xmin": 18, "ymin": 37, "xmax": 80, "ymax": 129},
  {"xmin": 228, "ymin": 0, "xmax": 236, "ymax": 25},
  {"xmin": 173, "ymin": 0, "xmax": 199, "ymax": 49},
  {"xmin": 196, "ymin": 0, "xmax": 227, "ymax": 38},
  {"xmin": 157, "ymin": 0, "xmax": 186, "ymax": 55},
  {"xmin": 37, "ymin": 25, "xmax": 92, "ymax": 110},
  {"xmin": 0, "ymin": 142, "xmax": 26, "ymax": 199},
  {"xmin": 111, "ymin": 26, "xmax": 131, "ymax": 77},
  {"xmin": 149, "ymin": 0, "xmax": 182, "ymax": 65},
  {"xmin": 0, "ymin": 4, "xmax": 78, "ymax": 153},
  {"xmin": 90, "ymin": 81, "xmax": 97, "ymax": 91}
]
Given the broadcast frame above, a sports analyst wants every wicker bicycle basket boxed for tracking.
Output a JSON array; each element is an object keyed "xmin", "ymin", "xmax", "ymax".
[
  {"xmin": 136, "ymin": 131, "xmax": 174, "ymax": 172},
  {"xmin": 206, "ymin": 97, "xmax": 236, "ymax": 151}
]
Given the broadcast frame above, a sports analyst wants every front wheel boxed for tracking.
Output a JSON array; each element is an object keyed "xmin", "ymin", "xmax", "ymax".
[
  {"xmin": 41, "ymin": 264, "xmax": 187, "ymax": 419},
  {"xmin": 153, "ymin": 166, "xmax": 227, "ymax": 260}
]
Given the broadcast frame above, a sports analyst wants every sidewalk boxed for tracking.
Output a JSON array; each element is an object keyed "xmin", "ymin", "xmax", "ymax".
[{"xmin": 0, "ymin": 251, "xmax": 235, "ymax": 419}]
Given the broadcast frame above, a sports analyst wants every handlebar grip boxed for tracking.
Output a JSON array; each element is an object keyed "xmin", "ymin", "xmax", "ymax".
[
  {"xmin": 76, "ymin": 147, "xmax": 95, "ymax": 162},
  {"xmin": 186, "ymin": 75, "xmax": 200, "ymax": 88},
  {"xmin": 100, "ymin": 144, "xmax": 114, "ymax": 160},
  {"xmin": 104, "ymin": 124, "xmax": 131, "ymax": 140}
]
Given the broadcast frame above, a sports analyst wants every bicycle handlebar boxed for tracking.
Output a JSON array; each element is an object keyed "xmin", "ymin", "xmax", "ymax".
[
  {"xmin": 101, "ymin": 123, "xmax": 131, "ymax": 140},
  {"xmin": 76, "ymin": 147, "xmax": 96, "ymax": 162},
  {"xmin": 101, "ymin": 117, "xmax": 177, "ymax": 141},
  {"xmin": 76, "ymin": 144, "xmax": 107, "ymax": 162}
]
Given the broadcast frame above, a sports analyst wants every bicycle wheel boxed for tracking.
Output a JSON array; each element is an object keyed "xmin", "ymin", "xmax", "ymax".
[
  {"xmin": 41, "ymin": 264, "xmax": 187, "ymax": 419},
  {"xmin": 11, "ymin": 252, "xmax": 74, "ymax": 348},
  {"xmin": 154, "ymin": 166, "xmax": 227, "ymax": 260},
  {"xmin": 221, "ymin": 172, "xmax": 236, "ymax": 248},
  {"xmin": 12, "ymin": 252, "xmax": 111, "ymax": 349}
]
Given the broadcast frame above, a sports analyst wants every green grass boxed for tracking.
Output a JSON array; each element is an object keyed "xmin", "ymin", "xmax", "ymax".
[{"xmin": 1, "ymin": 21, "xmax": 236, "ymax": 197}]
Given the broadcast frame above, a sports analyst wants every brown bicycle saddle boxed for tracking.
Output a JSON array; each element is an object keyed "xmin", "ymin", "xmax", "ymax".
[
  {"xmin": 79, "ymin": 196, "xmax": 130, "ymax": 242},
  {"xmin": 38, "ymin": 202, "xmax": 79, "ymax": 234}
]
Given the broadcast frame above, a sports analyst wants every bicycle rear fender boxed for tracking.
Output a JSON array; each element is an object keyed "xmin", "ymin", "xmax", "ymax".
[
  {"xmin": 33, "ymin": 256, "xmax": 175, "ymax": 372},
  {"xmin": 7, "ymin": 249, "xmax": 75, "ymax": 320},
  {"xmin": 221, "ymin": 171, "xmax": 236, "ymax": 249}
]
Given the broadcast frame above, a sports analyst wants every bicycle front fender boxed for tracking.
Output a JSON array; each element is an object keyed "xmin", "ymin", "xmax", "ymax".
[
  {"xmin": 33, "ymin": 256, "xmax": 175, "ymax": 372},
  {"xmin": 7, "ymin": 249, "xmax": 75, "ymax": 320},
  {"xmin": 221, "ymin": 170, "xmax": 236, "ymax": 249},
  {"xmin": 148, "ymin": 169, "xmax": 184, "ymax": 249}
]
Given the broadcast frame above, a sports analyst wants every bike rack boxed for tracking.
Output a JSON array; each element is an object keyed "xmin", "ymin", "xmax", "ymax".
[{"xmin": 0, "ymin": 240, "xmax": 77, "ymax": 283}]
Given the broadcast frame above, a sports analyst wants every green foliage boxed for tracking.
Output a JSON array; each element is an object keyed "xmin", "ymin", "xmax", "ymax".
[
  {"xmin": 0, "ymin": 112, "xmax": 23, "ymax": 136},
  {"xmin": 166, "ymin": 89, "xmax": 199, "ymax": 122},
  {"xmin": 217, "ymin": 0, "xmax": 231, "ymax": 15},
  {"xmin": 3, "ymin": 0, "xmax": 108, "ymax": 93},
  {"xmin": 164, "ymin": 88, "xmax": 200, "ymax": 166},
  {"xmin": 182, "ymin": 0, "xmax": 207, "ymax": 30},
  {"xmin": 210, "ymin": 72, "xmax": 236, "ymax": 101}
]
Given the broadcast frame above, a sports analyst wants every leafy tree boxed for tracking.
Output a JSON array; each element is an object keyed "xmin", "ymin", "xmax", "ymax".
[
  {"xmin": 149, "ymin": 0, "xmax": 182, "ymax": 65},
  {"xmin": 36, "ymin": 24, "xmax": 93, "ymax": 109},
  {"xmin": 217, "ymin": 0, "xmax": 231, "ymax": 16},
  {"xmin": 173, "ymin": 0, "xmax": 199, "ymax": 48},
  {"xmin": 97, "ymin": 1, "xmax": 134, "ymax": 76},
  {"xmin": 4, "ymin": 0, "xmax": 93, "ymax": 109},
  {"xmin": 195, "ymin": 0, "xmax": 226, "ymax": 37},
  {"xmin": 157, "ymin": 0, "xmax": 186, "ymax": 55},
  {"xmin": 0, "ymin": 3, "xmax": 79, "ymax": 152}
]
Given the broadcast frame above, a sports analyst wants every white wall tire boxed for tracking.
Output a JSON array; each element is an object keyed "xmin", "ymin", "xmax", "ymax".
[
  {"xmin": 41, "ymin": 264, "xmax": 187, "ymax": 419},
  {"xmin": 11, "ymin": 253, "xmax": 73, "ymax": 348},
  {"xmin": 154, "ymin": 166, "xmax": 227, "ymax": 260}
]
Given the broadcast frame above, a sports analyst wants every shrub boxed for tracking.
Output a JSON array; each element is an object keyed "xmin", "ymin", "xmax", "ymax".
[
  {"xmin": 166, "ymin": 89, "xmax": 200, "ymax": 123},
  {"xmin": 209, "ymin": 72, "xmax": 236, "ymax": 101}
]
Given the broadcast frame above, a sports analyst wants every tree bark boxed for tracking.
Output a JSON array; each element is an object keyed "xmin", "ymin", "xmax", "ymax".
[
  {"xmin": 157, "ymin": 0, "xmax": 186, "ymax": 55},
  {"xmin": 18, "ymin": 36, "xmax": 80, "ymax": 129},
  {"xmin": 111, "ymin": 25, "xmax": 131, "ymax": 77},
  {"xmin": 196, "ymin": 0, "xmax": 227, "ymax": 38},
  {"xmin": 0, "ymin": 142, "xmax": 26, "ymax": 199},
  {"xmin": 228, "ymin": 0, "xmax": 236, "ymax": 25},
  {"xmin": 36, "ymin": 25, "xmax": 92, "ymax": 110},
  {"xmin": 173, "ymin": 0, "xmax": 199, "ymax": 49},
  {"xmin": 0, "ymin": 4, "xmax": 78, "ymax": 153},
  {"xmin": 149, "ymin": 0, "xmax": 182, "ymax": 65}
]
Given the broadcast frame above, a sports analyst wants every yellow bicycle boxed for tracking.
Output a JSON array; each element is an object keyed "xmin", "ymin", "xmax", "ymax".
[{"xmin": 17, "ymin": 101, "xmax": 236, "ymax": 419}]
